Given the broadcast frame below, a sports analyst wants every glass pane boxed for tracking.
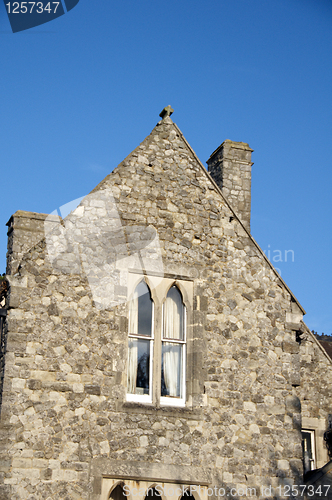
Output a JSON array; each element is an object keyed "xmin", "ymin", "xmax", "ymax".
[
  {"xmin": 137, "ymin": 281, "xmax": 153, "ymax": 337},
  {"xmin": 161, "ymin": 342, "xmax": 183, "ymax": 398},
  {"xmin": 163, "ymin": 286, "xmax": 184, "ymax": 340},
  {"xmin": 302, "ymin": 431, "xmax": 315, "ymax": 472},
  {"xmin": 302, "ymin": 432, "xmax": 313, "ymax": 458},
  {"xmin": 127, "ymin": 338, "xmax": 150, "ymax": 395}
]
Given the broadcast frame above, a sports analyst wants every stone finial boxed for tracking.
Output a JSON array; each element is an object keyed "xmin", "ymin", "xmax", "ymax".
[{"xmin": 159, "ymin": 105, "xmax": 174, "ymax": 119}]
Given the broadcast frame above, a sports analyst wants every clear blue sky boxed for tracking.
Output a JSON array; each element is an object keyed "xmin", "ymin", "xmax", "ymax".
[{"xmin": 1, "ymin": 0, "xmax": 332, "ymax": 334}]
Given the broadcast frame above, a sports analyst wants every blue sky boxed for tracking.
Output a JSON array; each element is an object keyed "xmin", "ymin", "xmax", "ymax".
[{"xmin": 1, "ymin": 0, "xmax": 332, "ymax": 334}]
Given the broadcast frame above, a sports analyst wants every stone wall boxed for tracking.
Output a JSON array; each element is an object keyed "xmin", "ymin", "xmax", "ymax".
[
  {"xmin": 0, "ymin": 116, "xmax": 307, "ymax": 499},
  {"xmin": 295, "ymin": 324, "xmax": 332, "ymax": 468}
]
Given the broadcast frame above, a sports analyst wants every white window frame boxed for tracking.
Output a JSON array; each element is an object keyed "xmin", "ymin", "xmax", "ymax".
[
  {"xmin": 126, "ymin": 286, "xmax": 154, "ymax": 404},
  {"xmin": 126, "ymin": 277, "xmax": 189, "ymax": 408},
  {"xmin": 160, "ymin": 303, "xmax": 186, "ymax": 407},
  {"xmin": 302, "ymin": 429, "xmax": 316, "ymax": 470}
]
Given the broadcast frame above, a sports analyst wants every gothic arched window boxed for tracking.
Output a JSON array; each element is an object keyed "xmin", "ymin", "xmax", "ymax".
[
  {"xmin": 127, "ymin": 281, "xmax": 154, "ymax": 402},
  {"xmin": 109, "ymin": 485, "xmax": 127, "ymax": 500},
  {"xmin": 161, "ymin": 285, "xmax": 186, "ymax": 405}
]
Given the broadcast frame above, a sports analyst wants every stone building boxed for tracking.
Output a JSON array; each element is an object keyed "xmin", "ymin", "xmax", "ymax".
[{"xmin": 0, "ymin": 107, "xmax": 332, "ymax": 500}]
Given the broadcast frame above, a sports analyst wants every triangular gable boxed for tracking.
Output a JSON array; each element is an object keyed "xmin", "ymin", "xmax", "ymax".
[{"xmin": 11, "ymin": 114, "xmax": 305, "ymax": 315}]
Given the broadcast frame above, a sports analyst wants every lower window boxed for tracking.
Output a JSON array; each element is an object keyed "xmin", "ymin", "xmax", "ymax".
[
  {"xmin": 101, "ymin": 479, "xmax": 207, "ymax": 500},
  {"xmin": 302, "ymin": 429, "xmax": 316, "ymax": 472}
]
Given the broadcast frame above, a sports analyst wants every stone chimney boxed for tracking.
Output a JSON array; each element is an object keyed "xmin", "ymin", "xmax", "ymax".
[
  {"xmin": 6, "ymin": 211, "xmax": 58, "ymax": 275},
  {"xmin": 207, "ymin": 140, "xmax": 253, "ymax": 232}
]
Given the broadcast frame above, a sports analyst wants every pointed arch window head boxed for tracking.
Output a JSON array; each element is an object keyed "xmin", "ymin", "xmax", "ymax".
[
  {"xmin": 109, "ymin": 485, "xmax": 127, "ymax": 500},
  {"xmin": 127, "ymin": 281, "xmax": 154, "ymax": 401},
  {"xmin": 161, "ymin": 285, "xmax": 186, "ymax": 403},
  {"xmin": 163, "ymin": 286, "xmax": 184, "ymax": 341},
  {"xmin": 129, "ymin": 281, "xmax": 153, "ymax": 337}
]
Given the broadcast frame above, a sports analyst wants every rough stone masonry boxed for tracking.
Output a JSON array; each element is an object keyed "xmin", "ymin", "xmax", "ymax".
[{"xmin": 0, "ymin": 108, "xmax": 331, "ymax": 500}]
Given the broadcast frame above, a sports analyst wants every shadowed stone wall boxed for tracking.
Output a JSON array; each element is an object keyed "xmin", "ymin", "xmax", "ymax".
[{"xmin": 295, "ymin": 324, "xmax": 332, "ymax": 469}]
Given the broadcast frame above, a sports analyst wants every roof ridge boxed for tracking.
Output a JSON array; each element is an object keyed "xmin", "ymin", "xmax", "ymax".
[{"xmin": 301, "ymin": 321, "xmax": 332, "ymax": 365}]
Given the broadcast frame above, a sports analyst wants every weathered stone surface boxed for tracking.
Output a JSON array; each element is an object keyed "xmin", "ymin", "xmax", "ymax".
[
  {"xmin": 0, "ymin": 113, "xmax": 325, "ymax": 499},
  {"xmin": 207, "ymin": 140, "xmax": 253, "ymax": 232}
]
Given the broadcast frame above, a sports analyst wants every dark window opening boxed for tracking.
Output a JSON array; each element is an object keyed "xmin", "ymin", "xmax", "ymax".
[
  {"xmin": 110, "ymin": 485, "xmax": 127, "ymax": 500},
  {"xmin": 145, "ymin": 487, "xmax": 162, "ymax": 500},
  {"xmin": 180, "ymin": 493, "xmax": 195, "ymax": 500}
]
